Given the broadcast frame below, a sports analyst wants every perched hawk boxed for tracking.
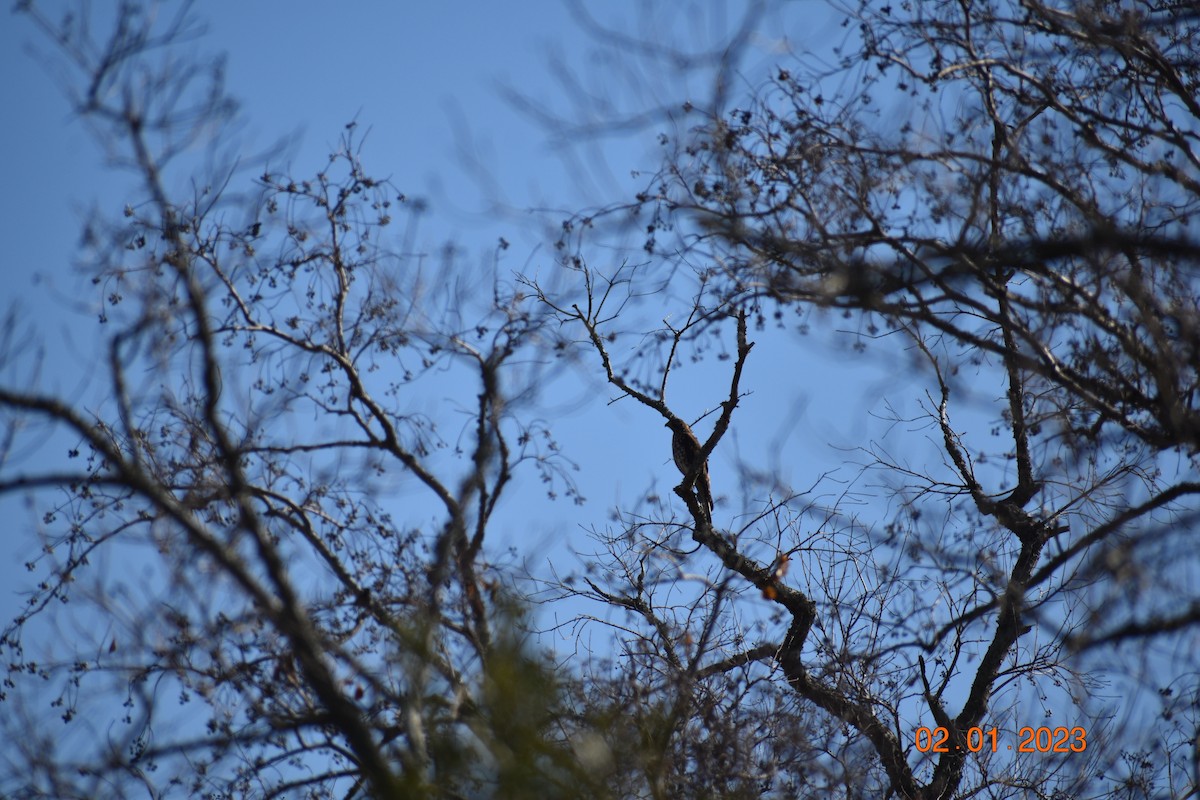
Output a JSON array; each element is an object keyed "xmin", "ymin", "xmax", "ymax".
[{"xmin": 665, "ymin": 417, "xmax": 714, "ymax": 511}]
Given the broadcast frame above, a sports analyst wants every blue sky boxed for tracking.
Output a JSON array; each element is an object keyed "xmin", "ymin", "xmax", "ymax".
[
  {"xmin": 0, "ymin": 1, "xmax": 609, "ymax": 614},
  {"xmin": 1, "ymin": 1, "xmax": 897, "ymax": 622},
  {"xmin": 4, "ymin": 2, "xmax": 1157, "ymax": 790},
  {"xmin": 0, "ymin": 12, "xmax": 999, "ymax": 725}
]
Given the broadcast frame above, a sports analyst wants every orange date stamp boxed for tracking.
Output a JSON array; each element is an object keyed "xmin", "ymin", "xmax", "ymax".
[{"xmin": 914, "ymin": 726, "xmax": 1087, "ymax": 754}]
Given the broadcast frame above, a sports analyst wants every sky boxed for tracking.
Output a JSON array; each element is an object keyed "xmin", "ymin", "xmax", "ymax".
[
  {"xmin": 4, "ymin": 7, "xmax": 1096, "ymax": 761},
  {"xmin": 0, "ymin": 24, "xmax": 1031, "ymax": 766},
  {"xmin": 0, "ymin": 9, "xmax": 946, "ymax": 771},
  {"xmin": 3, "ymin": 1, "xmax": 1165, "ymax": 790},
  {"xmin": 0, "ymin": 1, "xmax": 907, "ymax": 626},
  {"xmin": 0, "ymin": 0, "xmax": 609, "ymax": 619}
]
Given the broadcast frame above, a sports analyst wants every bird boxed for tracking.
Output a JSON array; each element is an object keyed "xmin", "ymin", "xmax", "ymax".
[{"xmin": 665, "ymin": 417, "xmax": 714, "ymax": 512}]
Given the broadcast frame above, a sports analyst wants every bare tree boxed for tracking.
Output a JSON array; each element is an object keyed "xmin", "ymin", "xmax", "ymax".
[
  {"xmin": 6, "ymin": 1, "xmax": 1200, "ymax": 798},
  {"xmin": 0, "ymin": 4, "xmax": 598, "ymax": 798},
  {"xmin": 523, "ymin": 0, "xmax": 1200, "ymax": 797}
]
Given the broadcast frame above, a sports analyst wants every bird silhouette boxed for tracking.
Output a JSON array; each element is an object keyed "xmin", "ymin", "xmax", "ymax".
[{"xmin": 666, "ymin": 417, "xmax": 714, "ymax": 512}]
